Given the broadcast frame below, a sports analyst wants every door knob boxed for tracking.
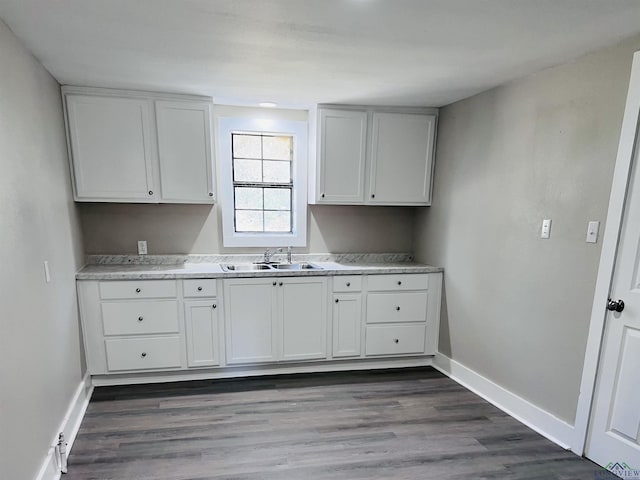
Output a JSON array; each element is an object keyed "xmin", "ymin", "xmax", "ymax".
[{"xmin": 607, "ymin": 298, "xmax": 625, "ymax": 312}]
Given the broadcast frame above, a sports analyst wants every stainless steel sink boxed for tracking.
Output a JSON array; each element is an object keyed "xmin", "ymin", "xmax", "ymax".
[
  {"xmin": 271, "ymin": 263, "xmax": 322, "ymax": 270},
  {"xmin": 220, "ymin": 263, "xmax": 274, "ymax": 272}
]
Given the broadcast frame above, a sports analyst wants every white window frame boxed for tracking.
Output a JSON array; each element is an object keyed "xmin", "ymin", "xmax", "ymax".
[{"xmin": 218, "ymin": 116, "xmax": 308, "ymax": 247}]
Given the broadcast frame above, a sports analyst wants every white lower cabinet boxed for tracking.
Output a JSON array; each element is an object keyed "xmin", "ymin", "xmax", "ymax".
[
  {"xmin": 77, "ymin": 272, "xmax": 441, "ymax": 378},
  {"xmin": 184, "ymin": 300, "xmax": 220, "ymax": 367},
  {"xmin": 332, "ymin": 294, "xmax": 362, "ymax": 358},
  {"xmin": 223, "ymin": 277, "xmax": 328, "ymax": 365},
  {"xmin": 224, "ymin": 278, "xmax": 278, "ymax": 364}
]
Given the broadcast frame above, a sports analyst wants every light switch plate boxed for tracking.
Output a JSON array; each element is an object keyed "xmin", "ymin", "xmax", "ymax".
[
  {"xmin": 541, "ymin": 219, "xmax": 552, "ymax": 239},
  {"xmin": 137, "ymin": 240, "xmax": 148, "ymax": 255},
  {"xmin": 586, "ymin": 221, "xmax": 600, "ymax": 243}
]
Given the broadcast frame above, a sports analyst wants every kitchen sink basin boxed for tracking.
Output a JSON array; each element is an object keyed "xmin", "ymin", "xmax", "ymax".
[
  {"xmin": 271, "ymin": 263, "xmax": 322, "ymax": 270},
  {"xmin": 220, "ymin": 263, "xmax": 273, "ymax": 272},
  {"xmin": 220, "ymin": 262, "xmax": 323, "ymax": 272}
]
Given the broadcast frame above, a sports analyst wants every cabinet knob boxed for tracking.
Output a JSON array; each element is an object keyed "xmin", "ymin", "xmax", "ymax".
[
  {"xmin": 141, "ymin": 352, "xmax": 147, "ymax": 358},
  {"xmin": 346, "ymin": 282, "xmax": 351, "ymax": 287},
  {"xmin": 397, "ymin": 281, "xmax": 402, "ymax": 286},
  {"xmin": 212, "ymin": 304, "xmax": 217, "ymax": 309},
  {"xmin": 279, "ymin": 282, "xmax": 283, "ymax": 286},
  {"xmin": 148, "ymin": 190, "xmax": 153, "ymax": 196},
  {"xmin": 197, "ymin": 286, "xmax": 203, "ymax": 291},
  {"xmin": 321, "ymin": 193, "xmax": 325, "ymax": 198},
  {"xmin": 396, "ymin": 306, "xmax": 400, "ymax": 311},
  {"xmin": 138, "ymin": 316, "xmax": 143, "ymax": 322},
  {"xmin": 371, "ymin": 193, "xmax": 375, "ymax": 198},
  {"xmin": 135, "ymin": 288, "xmax": 141, "ymax": 293},
  {"xmin": 273, "ymin": 282, "xmax": 277, "ymax": 286},
  {"xmin": 335, "ymin": 299, "xmax": 339, "ymax": 303},
  {"xmin": 394, "ymin": 339, "xmax": 399, "ymax": 344},
  {"xmin": 208, "ymin": 192, "xmax": 213, "ymax": 197}
]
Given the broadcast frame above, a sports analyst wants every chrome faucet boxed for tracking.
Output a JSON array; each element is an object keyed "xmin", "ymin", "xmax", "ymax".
[
  {"xmin": 263, "ymin": 248, "xmax": 272, "ymax": 263},
  {"xmin": 272, "ymin": 246, "xmax": 293, "ymax": 264}
]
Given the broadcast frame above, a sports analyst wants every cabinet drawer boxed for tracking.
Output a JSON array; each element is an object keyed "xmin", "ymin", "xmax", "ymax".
[
  {"xmin": 333, "ymin": 275, "xmax": 362, "ymax": 292},
  {"xmin": 105, "ymin": 336, "xmax": 182, "ymax": 371},
  {"xmin": 366, "ymin": 292, "xmax": 428, "ymax": 324},
  {"xmin": 183, "ymin": 279, "xmax": 217, "ymax": 298},
  {"xmin": 365, "ymin": 324, "xmax": 426, "ymax": 356},
  {"xmin": 99, "ymin": 280, "xmax": 177, "ymax": 299},
  {"xmin": 101, "ymin": 301, "xmax": 179, "ymax": 336},
  {"xmin": 367, "ymin": 274, "xmax": 429, "ymax": 291}
]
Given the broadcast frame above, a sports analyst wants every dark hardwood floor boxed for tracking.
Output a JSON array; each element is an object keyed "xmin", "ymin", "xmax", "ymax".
[{"xmin": 66, "ymin": 367, "xmax": 616, "ymax": 480}]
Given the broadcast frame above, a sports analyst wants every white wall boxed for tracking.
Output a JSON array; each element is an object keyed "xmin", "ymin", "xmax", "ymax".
[
  {"xmin": 415, "ymin": 36, "xmax": 640, "ymax": 423},
  {"xmin": 0, "ymin": 20, "xmax": 85, "ymax": 479}
]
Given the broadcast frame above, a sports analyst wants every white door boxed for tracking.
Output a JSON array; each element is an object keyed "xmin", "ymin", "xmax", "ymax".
[
  {"xmin": 223, "ymin": 278, "xmax": 278, "ymax": 364},
  {"xmin": 184, "ymin": 300, "xmax": 219, "ymax": 367},
  {"xmin": 65, "ymin": 94, "xmax": 156, "ymax": 201},
  {"xmin": 317, "ymin": 108, "xmax": 368, "ymax": 203},
  {"xmin": 280, "ymin": 277, "xmax": 328, "ymax": 361},
  {"xmin": 332, "ymin": 293, "xmax": 362, "ymax": 358},
  {"xmin": 368, "ymin": 112, "xmax": 435, "ymax": 205},
  {"xmin": 586, "ymin": 106, "xmax": 640, "ymax": 470},
  {"xmin": 155, "ymin": 100, "xmax": 215, "ymax": 203}
]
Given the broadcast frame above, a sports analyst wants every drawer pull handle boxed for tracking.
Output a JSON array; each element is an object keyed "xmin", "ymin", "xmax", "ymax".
[
  {"xmin": 396, "ymin": 306, "xmax": 400, "ymax": 311},
  {"xmin": 335, "ymin": 299, "xmax": 339, "ymax": 303},
  {"xmin": 141, "ymin": 352, "xmax": 147, "ymax": 358},
  {"xmin": 135, "ymin": 288, "xmax": 141, "ymax": 293},
  {"xmin": 346, "ymin": 282, "xmax": 351, "ymax": 287},
  {"xmin": 212, "ymin": 304, "xmax": 217, "ymax": 309},
  {"xmin": 397, "ymin": 281, "xmax": 402, "ymax": 286},
  {"xmin": 197, "ymin": 286, "xmax": 203, "ymax": 291},
  {"xmin": 138, "ymin": 316, "xmax": 144, "ymax": 322},
  {"xmin": 394, "ymin": 339, "xmax": 399, "ymax": 344}
]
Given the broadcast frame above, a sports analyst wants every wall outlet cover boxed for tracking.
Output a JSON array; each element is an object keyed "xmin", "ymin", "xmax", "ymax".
[{"xmin": 137, "ymin": 240, "xmax": 148, "ymax": 255}]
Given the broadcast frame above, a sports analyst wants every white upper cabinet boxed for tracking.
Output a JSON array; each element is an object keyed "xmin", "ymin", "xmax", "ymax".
[
  {"xmin": 369, "ymin": 112, "xmax": 436, "ymax": 205},
  {"xmin": 62, "ymin": 87, "xmax": 215, "ymax": 203},
  {"xmin": 65, "ymin": 94, "xmax": 156, "ymax": 201},
  {"xmin": 155, "ymin": 100, "xmax": 214, "ymax": 203},
  {"xmin": 313, "ymin": 106, "xmax": 437, "ymax": 206},
  {"xmin": 317, "ymin": 108, "xmax": 367, "ymax": 203}
]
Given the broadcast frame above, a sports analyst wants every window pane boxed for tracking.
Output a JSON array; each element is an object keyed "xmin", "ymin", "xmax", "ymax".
[
  {"xmin": 233, "ymin": 159, "xmax": 262, "ymax": 182},
  {"xmin": 235, "ymin": 187, "xmax": 263, "ymax": 210},
  {"xmin": 263, "ymin": 136, "xmax": 292, "ymax": 160},
  {"xmin": 233, "ymin": 134, "xmax": 261, "ymax": 159},
  {"xmin": 265, "ymin": 211, "xmax": 291, "ymax": 232},
  {"xmin": 263, "ymin": 161, "xmax": 290, "ymax": 183},
  {"xmin": 236, "ymin": 210, "xmax": 263, "ymax": 232},
  {"xmin": 264, "ymin": 188, "xmax": 291, "ymax": 211}
]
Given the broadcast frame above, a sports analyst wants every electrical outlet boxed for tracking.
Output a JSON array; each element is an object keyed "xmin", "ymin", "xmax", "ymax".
[
  {"xmin": 586, "ymin": 221, "xmax": 600, "ymax": 243},
  {"xmin": 541, "ymin": 219, "xmax": 552, "ymax": 239},
  {"xmin": 137, "ymin": 240, "xmax": 148, "ymax": 255}
]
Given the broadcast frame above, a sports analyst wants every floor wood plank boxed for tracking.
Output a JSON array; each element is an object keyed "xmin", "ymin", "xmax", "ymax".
[{"xmin": 65, "ymin": 367, "xmax": 617, "ymax": 480}]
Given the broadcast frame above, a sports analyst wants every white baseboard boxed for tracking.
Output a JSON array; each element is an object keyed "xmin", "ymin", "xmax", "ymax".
[
  {"xmin": 34, "ymin": 373, "xmax": 94, "ymax": 480},
  {"xmin": 433, "ymin": 353, "xmax": 575, "ymax": 451}
]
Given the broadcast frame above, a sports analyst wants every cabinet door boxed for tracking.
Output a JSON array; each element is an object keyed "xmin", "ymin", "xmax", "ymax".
[
  {"xmin": 223, "ymin": 279, "xmax": 278, "ymax": 364},
  {"xmin": 280, "ymin": 277, "xmax": 328, "ymax": 361},
  {"xmin": 332, "ymin": 294, "xmax": 362, "ymax": 358},
  {"xmin": 155, "ymin": 100, "xmax": 215, "ymax": 203},
  {"xmin": 368, "ymin": 112, "xmax": 435, "ymax": 205},
  {"xmin": 317, "ymin": 108, "xmax": 367, "ymax": 203},
  {"xmin": 184, "ymin": 300, "xmax": 219, "ymax": 367},
  {"xmin": 65, "ymin": 94, "xmax": 156, "ymax": 201}
]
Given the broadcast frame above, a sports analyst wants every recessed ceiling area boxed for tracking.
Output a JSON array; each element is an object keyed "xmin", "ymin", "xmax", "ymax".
[{"xmin": 1, "ymin": 0, "xmax": 640, "ymax": 107}]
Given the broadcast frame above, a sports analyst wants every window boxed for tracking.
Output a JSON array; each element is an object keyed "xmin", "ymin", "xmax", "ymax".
[
  {"xmin": 219, "ymin": 116, "xmax": 308, "ymax": 247},
  {"xmin": 232, "ymin": 133, "xmax": 293, "ymax": 233}
]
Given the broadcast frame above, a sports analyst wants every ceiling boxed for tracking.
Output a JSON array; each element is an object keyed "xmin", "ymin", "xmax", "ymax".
[{"xmin": 1, "ymin": 0, "xmax": 640, "ymax": 107}]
